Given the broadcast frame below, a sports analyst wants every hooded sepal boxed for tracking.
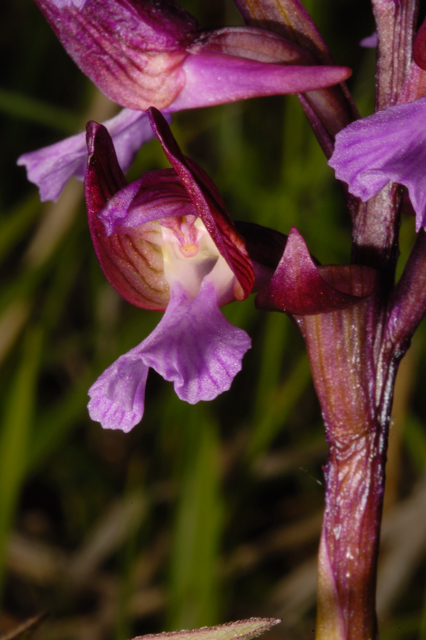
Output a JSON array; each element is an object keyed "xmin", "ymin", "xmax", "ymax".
[
  {"xmin": 255, "ymin": 227, "xmax": 377, "ymax": 315},
  {"xmin": 85, "ymin": 121, "xmax": 170, "ymax": 310},
  {"xmin": 147, "ymin": 107, "xmax": 255, "ymax": 300},
  {"xmin": 34, "ymin": 0, "xmax": 198, "ymax": 111}
]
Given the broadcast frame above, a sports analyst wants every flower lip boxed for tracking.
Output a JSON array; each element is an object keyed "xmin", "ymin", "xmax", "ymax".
[{"xmin": 88, "ymin": 277, "xmax": 252, "ymax": 431}]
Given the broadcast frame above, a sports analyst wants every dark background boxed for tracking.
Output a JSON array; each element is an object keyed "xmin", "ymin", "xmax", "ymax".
[{"xmin": 1, "ymin": 1, "xmax": 426, "ymax": 638}]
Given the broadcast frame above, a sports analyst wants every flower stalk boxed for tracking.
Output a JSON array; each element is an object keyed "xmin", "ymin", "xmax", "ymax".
[{"xmin": 296, "ymin": 289, "xmax": 385, "ymax": 640}]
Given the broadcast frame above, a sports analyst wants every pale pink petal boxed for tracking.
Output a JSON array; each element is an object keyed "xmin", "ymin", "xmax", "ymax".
[
  {"xmin": 18, "ymin": 109, "xmax": 167, "ymax": 201},
  {"xmin": 88, "ymin": 358, "xmax": 149, "ymax": 432},
  {"xmin": 141, "ymin": 280, "xmax": 251, "ymax": 403}
]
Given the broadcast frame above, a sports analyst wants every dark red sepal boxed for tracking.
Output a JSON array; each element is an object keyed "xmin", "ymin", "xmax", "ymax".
[
  {"xmin": 256, "ymin": 227, "xmax": 377, "ymax": 314},
  {"xmin": 414, "ymin": 17, "xmax": 426, "ymax": 71},
  {"xmin": 85, "ymin": 121, "xmax": 169, "ymax": 311},
  {"xmin": 234, "ymin": 221, "xmax": 287, "ymax": 272},
  {"xmin": 147, "ymin": 107, "xmax": 255, "ymax": 300}
]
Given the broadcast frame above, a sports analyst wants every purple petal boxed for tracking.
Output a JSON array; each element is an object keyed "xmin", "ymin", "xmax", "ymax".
[
  {"xmin": 329, "ymin": 96, "xmax": 426, "ymax": 230},
  {"xmin": 88, "ymin": 279, "xmax": 251, "ymax": 431},
  {"xmin": 360, "ymin": 32, "xmax": 378, "ymax": 48},
  {"xmin": 142, "ymin": 280, "xmax": 251, "ymax": 403},
  {"xmin": 170, "ymin": 53, "xmax": 351, "ymax": 111},
  {"xmin": 18, "ymin": 132, "xmax": 87, "ymax": 202},
  {"xmin": 97, "ymin": 172, "xmax": 195, "ymax": 236},
  {"xmin": 18, "ymin": 109, "xmax": 166, "ymax": 201},
  {"xmin": 88, "ymin": 358, "xmax": 149, "ymax": 432}
]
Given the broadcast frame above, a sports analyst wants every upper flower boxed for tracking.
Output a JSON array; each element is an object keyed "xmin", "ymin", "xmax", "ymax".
[
  {"xmin": 86, "ymin": 108, "xmax": 254, "ymax": 431},
  {"xmin": 35, "ymin": 0, "xmax": 352, "ymax": 112},
  {"xmin": 19, "ymin": 0, "xmax": 351, "ymax": 202}
]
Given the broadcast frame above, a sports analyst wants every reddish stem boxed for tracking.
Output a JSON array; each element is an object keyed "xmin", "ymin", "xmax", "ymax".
[{"xmin": 295, "ymin": 272, "xmax": 394, "ymax": 640}]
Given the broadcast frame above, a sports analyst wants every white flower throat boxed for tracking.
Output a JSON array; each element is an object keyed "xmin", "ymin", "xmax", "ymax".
[{"xmin": 160, "ymin": 216, "xmax": 235, "ymax": 302}]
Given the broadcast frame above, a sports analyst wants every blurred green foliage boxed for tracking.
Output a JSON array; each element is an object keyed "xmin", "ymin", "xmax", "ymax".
[{"xmin": 1, "ymin": 0, "xmax": 426, "ymax": 639}]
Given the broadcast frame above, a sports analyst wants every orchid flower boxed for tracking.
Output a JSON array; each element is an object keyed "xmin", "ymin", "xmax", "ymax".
[
  {"xmin": 18, "ymin": 0, "xmax": 351, "ymax": 201},
  {"xmin": 86, "ymin": 107, "xmax": 256, "ymax": 432},
  {"xmin": 328, "ymin": 95, "xmax": 426, "ymax": 230}
]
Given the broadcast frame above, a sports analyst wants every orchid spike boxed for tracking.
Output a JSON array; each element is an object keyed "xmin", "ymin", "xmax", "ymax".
[
  {"xmin": 19, "ymin": 0, "xmax": 351, "ymax": 201},
  {"xmin": 85, "ymin": 109, "xmax": 254, "ymax": 431},
  {"xmin": 329, "ymin": 96, "xmax": 426, "ymax": 230},
  {"xmin": 130, "ymin": 618, "xmax": 281, "ymax": 640}
]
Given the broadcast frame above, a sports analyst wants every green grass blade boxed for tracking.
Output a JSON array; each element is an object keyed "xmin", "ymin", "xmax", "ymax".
[
  {"xmin": 0, "ymin": 328, "xmax": 43, "ymax": 603},
  {"xmin": 0, "ymin": 88, "xmax": 80, "ymax": 134},
  {"xmin": 167, "ymin": 404, "xmax": 223, "ymax": 630}
]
